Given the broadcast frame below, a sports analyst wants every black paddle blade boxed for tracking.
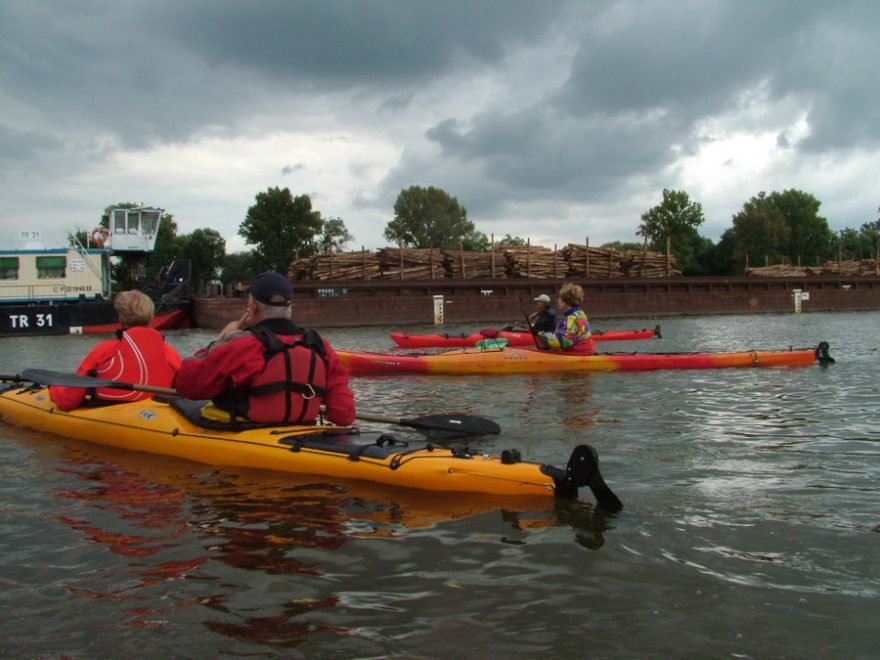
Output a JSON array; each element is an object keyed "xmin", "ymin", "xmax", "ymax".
[
  {"xmin": 402, "ymin": 413, "xmax": 501, "ymax": 438},
  {"xmin": 563, "ymin": 444, "xmax": 623, "ymax": 512},
  {"xmin": 20, "ymin": 368, "xmax": 134, "ymax": 390}
]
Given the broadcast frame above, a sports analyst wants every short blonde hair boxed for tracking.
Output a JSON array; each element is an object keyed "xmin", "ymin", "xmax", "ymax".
[
  {"xmin": 559, "ymin": 282, "xmax": 584, "ymax": 307},
  {"xmin": 114, "ymin": 290, "xmax": 155, "ymax": 327}
]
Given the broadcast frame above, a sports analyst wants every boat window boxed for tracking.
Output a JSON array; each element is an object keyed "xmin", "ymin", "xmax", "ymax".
[
  {"xmin": 36, "ymin": 255, "xmax": 66, "ymax": 279},
  {"xmin": 140, "ymin": 210, "xmax": 160, "ymax": 234},
  {"xmin": 0, "ymin": 256, "xmax": 18, "ymax": 280}
]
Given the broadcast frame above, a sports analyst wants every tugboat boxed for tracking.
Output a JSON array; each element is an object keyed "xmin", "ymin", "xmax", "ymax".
[{"xmin": 0, "ymin": 207, "xmax": 191, "ymax": 337}]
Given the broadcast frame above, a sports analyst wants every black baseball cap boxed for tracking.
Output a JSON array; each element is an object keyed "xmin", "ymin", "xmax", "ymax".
[{"xmin": 248, "ymin": 271, "xmax": 293, "ymax": 306}]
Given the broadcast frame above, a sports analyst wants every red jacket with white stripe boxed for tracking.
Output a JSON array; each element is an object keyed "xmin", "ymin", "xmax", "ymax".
[{"xmin": 49, "ymin": 326, "xmax": 182, "ymax": 410}]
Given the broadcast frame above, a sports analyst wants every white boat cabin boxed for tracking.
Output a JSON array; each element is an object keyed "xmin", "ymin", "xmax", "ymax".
[
  {"xmin": 0, "ymin": 246, "xmax": 108, "ymax": 304},
  {"xmin": 106, "ymin": 206, "xmax": 161, "ymax": 253}
]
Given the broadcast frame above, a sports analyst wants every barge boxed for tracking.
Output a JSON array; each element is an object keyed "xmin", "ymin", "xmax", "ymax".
[{"xmin": 194, "ymin": 275, "xmax": 880, "ymax": 329}]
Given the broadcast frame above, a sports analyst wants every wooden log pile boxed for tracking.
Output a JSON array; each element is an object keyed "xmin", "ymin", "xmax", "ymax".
[
  {"xmin": 623, "ymin": 250, "xmax": 681, "ymax": 277},
  {"xmin": 288, "ymin": 250, "xmax": 382, "ymax": 280},
  {"xmin": 377, "ymin": 247, "xmax": 446, "ymax": 280},
  {"xmin": 503, "ymin": 246, "xmax": 565, "ymax": 278},
  {"xmin": 561, "ymin": 244, "xmax": 622, "ymax": 278},
  {"xmin": 745, "ymin": 264, "xmax": 811, "ymax": 277},
  {"xmin": 444, "ymin": 249, "xmax": 507, "ymax": 279},
  {"xmin": 820, "ymin": 259, "xmax": 880, "ymax": 276},
  {"xmin": 287, "ymin": 243, "xmax": 685, "ymax": 281}
]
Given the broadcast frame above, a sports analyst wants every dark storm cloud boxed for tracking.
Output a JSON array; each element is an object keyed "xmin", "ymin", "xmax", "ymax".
[
  {"xmin": 152, "ymin": 0, "xmax": 560, "ymax": 84},
  {"xmin": 419, "ymin": 0, "xmax": 880, "ymax": 217}
]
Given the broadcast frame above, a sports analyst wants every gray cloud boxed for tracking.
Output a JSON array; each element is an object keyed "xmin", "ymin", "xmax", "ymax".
[{"xmin": 1, "ymin": 0, "xmax": 878, "ymax": 249}]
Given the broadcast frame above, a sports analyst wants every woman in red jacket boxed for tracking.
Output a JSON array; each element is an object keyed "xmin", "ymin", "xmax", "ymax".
[{"xmin": 49, "ymin": 290, "xmax": 182, "ymax": 410}]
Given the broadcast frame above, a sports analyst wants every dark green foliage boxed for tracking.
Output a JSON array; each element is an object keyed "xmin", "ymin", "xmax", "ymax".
[
  {"xmin": 239, "ymin": 186, "xmax": 324, "ymax": 272},
  {"xmin": 384, "ymin": 185, "xmax": 474, "ymax": 249}
]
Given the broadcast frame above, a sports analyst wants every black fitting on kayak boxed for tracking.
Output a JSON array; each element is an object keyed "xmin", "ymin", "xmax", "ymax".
[
  {"xmin": 501, "ymin": 449, "xmax": 521, "ymax": 464},
  {"xmin": 546, "ymin": 445, "xmax": 623, "ymax": 511},
  {"xmin": 815, "ymin": 341, "xmax": 835, "ymax": 365},
  {"xmin": 654, "ymin": 324, "xmax": 662, "ymax": 339}
]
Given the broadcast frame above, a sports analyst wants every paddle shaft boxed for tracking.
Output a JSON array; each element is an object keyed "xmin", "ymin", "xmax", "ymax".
[
  {"xmin": 20, "ymin": 369, "xmax": 178, "ymax": 396},
  {"xmin": 17, "ymin": 369, "xmax": 499, "ymax": 436},
  {"xmin": 516, "ymin": 296, "xmax": 542, "ymax": 349}
]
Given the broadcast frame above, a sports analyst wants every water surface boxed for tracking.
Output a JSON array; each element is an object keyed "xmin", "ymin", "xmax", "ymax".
[{"xmin": 1, "ymin": 312, "xmax": 877, "ymax": 657}]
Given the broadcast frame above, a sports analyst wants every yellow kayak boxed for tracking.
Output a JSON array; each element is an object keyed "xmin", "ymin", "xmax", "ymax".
[{"xmin": 0, "ymin": 384, "xmax": 621, "ymax": 508}]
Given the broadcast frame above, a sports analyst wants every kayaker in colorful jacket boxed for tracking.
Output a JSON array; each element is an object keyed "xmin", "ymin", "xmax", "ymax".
[
  {"xmin": 538, "ymin": 282, "xmax": 596, "ymax": 354},
  {"xmin": 49, "ymin": 290, "xmax": 182, "ymax": 410},
  {"xmin": 175, "ymin": 271, "xmax": 356, "ymax": 426}
]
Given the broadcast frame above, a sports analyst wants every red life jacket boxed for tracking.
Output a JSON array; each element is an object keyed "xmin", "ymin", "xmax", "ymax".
[
  {"xmin": 230, "ymin": 325, "xmax": 329, "ymax": 424},
  {"xmin": 94, "ymin": 326, "xmax": 178, "ymax": 402}
]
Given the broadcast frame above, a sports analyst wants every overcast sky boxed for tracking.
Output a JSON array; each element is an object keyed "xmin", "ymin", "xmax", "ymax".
[{"xmin": 2, "ymin": 0, "xmax": 878, "ymax": 255}]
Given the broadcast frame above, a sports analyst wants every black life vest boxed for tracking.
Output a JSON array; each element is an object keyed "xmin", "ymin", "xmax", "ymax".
[{"xmin": 221, "ymin": 324, "xmax": 328, "ymax": 424}]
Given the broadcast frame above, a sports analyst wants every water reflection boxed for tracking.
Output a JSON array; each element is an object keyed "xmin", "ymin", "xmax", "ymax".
[{"xmin": 38, "ymin": 435, "xmax": 615, "ymax": 645}]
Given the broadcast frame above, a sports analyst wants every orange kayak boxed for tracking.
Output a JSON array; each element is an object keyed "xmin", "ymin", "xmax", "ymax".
[
  {"xmin": 390, "ymin": 325, "xmax": 661, "ymax": 348},
  {"xmin": 0, "ymin": 385, "xmax": 620, "ymax": 507},
  {"xmin": 337, "ymin": 342, "xmax": 833, "ymax": 374}
]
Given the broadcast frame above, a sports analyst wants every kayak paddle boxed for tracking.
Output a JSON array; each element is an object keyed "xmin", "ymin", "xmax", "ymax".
[
  {"xmin": 20, "ymin": 368, "xmax": 177, "ymax": 396},
  {"xmin": 19, "ymin": 368, "xmax": 501, "ymax": 437},
  {"xmin": 355, "ymin": 412, "xmax": 501, "ymax": 438},
  {"xmin": 516, "ymin": 295, "xmax": 542, "ymax": 349}
]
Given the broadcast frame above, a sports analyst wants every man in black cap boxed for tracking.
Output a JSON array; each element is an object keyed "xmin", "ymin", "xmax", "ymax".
[
  {"xmin": 508, "ymin": 293, "xmax": 557, "ymax": 333},
  {"xmin": 176, "ymin": 271, "xmax": 355, "ymax": 426}
]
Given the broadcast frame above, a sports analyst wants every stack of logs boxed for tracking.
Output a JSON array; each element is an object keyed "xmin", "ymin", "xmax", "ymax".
[
  {"xmin": 288, "ymin": 250, "xmax": 381, "ymax": 281},
  {"xmin": 502, "ymin": 246, "xmax": 566, "ymax": 278},
  {"xmin": 562, "ymin": 245, "xmax": 679, "ymax": 278},
  {"xmin": 288, "ymin": 244, "xmax": 680, "ymax": 280},
  {"xmin": 747, "ymin": 260, "xmax": 880, "ymax": 277},
  {"xmin": 376, "ymin": 247, "xmax": 446, "ymax": 280},
  {"xmin": 446, "ymin": 249, "xmax": 507, "ymax": 279}
]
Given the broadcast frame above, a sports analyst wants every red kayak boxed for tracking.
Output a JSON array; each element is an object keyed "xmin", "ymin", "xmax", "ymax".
[{"xmin": 390, "ymin": 325, "xmax": 661, "ymax": 349}]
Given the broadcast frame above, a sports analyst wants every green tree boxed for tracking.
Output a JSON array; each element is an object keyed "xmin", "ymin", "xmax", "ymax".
[
  {"xmin": 729, "ymin": 190, "xmax": 834, "ymax": 268},
  {"xmin": 730, "ymin": 193, "xmax": 790, "ymax": 269},
  {"xmin": 856, "ymin": 214, "xmax": 880, "ymax": 260},
  {"xmin": 637, "ymin": 189, "xmax": 705, "ymax": 270},
  {"xmin": 766, "ymin": 189, "xmax": 834, "ymax": 265},
  {"xmin": 461, "ymin": 230, "xmax": 490, "ymax": 251},
  {"xmin": 239, "ymin": 186, "xmax": 324, "ymax": 272},
  {"xmin": 384, "ymin": 185, "xmax": 474, "ymax": 249},
  {"xmin": 180, "ymin": 228, "xmax": 226, "ymax": 292},
  {"xmin": 220, "ymin": 250, "xmax": 262, "ymax": 286},
  {"xmin": 319, "ymin": 217, "xmax": 354, "ymax": 253}
]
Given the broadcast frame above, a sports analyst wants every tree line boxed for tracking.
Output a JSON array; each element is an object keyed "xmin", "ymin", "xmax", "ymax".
[{"xmin": 74, "ymin": 185, "xmax": 880, "ymax": 291}]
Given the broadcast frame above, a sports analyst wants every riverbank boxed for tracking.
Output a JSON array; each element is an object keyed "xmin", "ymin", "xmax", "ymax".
[{"xmin": 194, "ymin": 275, "xmax": 880, "ymax": 329}]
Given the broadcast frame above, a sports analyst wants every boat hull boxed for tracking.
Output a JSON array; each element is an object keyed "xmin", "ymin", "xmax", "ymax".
[
  {"xmin": 390, "ymin": 326, "xmax": 660, "ymax": 348},
  {"xmin": 0, "ymin": 386, "xmax": 569, "ymax": 497},
  {"xmin": 337, "ymin": 343, "xmax": 831, "ymax": 374},
  {"xmin": 0, "ymin": 300, "xmax": 191, "ymax": 336}
]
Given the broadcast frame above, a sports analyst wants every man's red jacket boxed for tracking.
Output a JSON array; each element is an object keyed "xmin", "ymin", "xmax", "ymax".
[{"xmin": 175, "ymin": 318, "xmax": 355, "ymax": 426}]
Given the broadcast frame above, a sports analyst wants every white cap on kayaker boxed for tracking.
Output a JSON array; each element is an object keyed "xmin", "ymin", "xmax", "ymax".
[{"xmin": 534, "ymin": 294, "xmax": 551, "ymax": 303}]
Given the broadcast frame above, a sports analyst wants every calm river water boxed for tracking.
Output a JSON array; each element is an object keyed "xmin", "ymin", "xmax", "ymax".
[{"xmin": 1, "ymin": 311, "xmax": 878, "ymax": 658}]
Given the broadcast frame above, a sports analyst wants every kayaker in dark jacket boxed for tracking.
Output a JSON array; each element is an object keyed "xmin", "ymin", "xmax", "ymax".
[
  {"xmin": 529, "ymin": 294, "xmax": 558, "ymax": 333},
  {"xmin": 175, "ymin": 271, "xmax": 355, "ymax": 426},
  {"xmin": 507, "ymin": 293, "xmax": 557, "ymax": 334},
  {"xmin": 49, "ymin": 290, "xmax": 181, "ymax": 410}
]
